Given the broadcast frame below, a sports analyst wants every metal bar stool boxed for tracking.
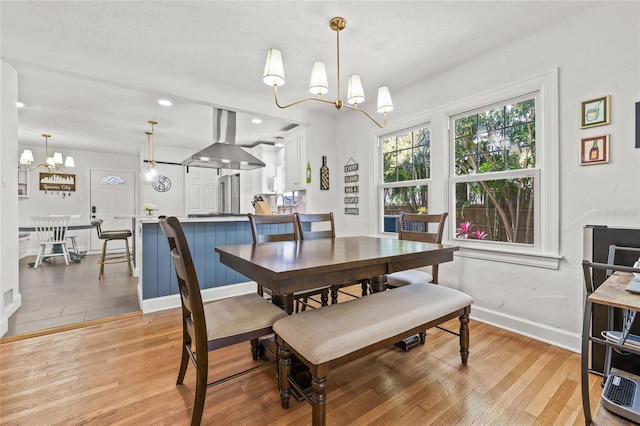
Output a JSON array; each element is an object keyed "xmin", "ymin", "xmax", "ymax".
[{"xmin": 91, "ymin": 219, "xmax": 132, "ymax": 279}]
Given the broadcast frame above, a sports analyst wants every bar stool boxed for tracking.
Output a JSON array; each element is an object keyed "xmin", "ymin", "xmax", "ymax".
[{"xmin": 91, "ymin": 219, "xmax": 132, "ymax": 279}]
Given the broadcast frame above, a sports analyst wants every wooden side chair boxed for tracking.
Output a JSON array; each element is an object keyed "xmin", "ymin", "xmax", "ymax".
[
  {"xmin": 248, "ymin": 213, "xmax": 331, "ymax": 312},
  {"xmin": 387, "ymin": 212, "xmax": 448, "ymax": 287},
  {"xmin": 159, "ymin": 216, "xmax": 288, "ymax": 426},
  {"xmin": 295, "ymin": 212, "xmax": 367, "ymax": 303},
  {"xmin": 31, "ymin": 215, "xmax": 71, "ymax": 268},
  {"xmin": 90, "ymin": 219, "xmax": 133, "ymax": 279}
]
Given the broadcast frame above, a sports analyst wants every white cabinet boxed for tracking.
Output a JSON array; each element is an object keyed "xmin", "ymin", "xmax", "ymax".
[
  {"xmin": 184, "ymin": 168, "xmax": 218, "ymax": 215},
  {"xmin": 251, "ymin": 144, "xmax": 277, "ymax": 195},
  {"xmin": 18, "ymin": 168, "xmax": 29, "ymax": 197},
  {"xmin": 284, "ymin": 127, "xmax": 307, "ymax": 191}
]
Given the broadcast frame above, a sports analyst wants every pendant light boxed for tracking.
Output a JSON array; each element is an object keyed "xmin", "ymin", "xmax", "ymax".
[{"xmin": 140, "ymin": 120, "xmax": 163, "ymax": 184}]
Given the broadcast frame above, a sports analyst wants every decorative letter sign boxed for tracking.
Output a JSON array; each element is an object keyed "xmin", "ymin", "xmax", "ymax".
[{"xmin": 344, "ymin": 158, "xmax": 359, "ymax": 215}]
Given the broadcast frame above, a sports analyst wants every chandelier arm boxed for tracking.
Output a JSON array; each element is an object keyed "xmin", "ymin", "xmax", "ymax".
[
  {"xmin": 341, "ymin": 104, "xmax": 386, "ymax": 128},
  {"xmin": 273, "ymin": 86, "xmax": 336, "ymax": 109}
]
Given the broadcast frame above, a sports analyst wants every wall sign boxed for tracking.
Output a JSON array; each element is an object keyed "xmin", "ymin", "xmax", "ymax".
[
  {"xmin": 39, "ymin": 172, "xmax": 76, "ymax": 192},
  {"xmin": 344, "ymin": 158, "xmax": 359, "ymax": 215},
  {"xmin": 152, "ymin": 175, "xmax": 172, "ymax": 192}
]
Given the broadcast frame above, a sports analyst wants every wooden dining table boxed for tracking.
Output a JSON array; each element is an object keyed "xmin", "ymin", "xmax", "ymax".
[{"xmin": 216, "ymin": 235, "xmax": 459, "ymax": 314}]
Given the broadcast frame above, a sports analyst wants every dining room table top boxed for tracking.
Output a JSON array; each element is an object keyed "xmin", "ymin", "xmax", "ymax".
[{"xmin": 215, "ymin": 235, "xmax": 459, "ymax": 295}]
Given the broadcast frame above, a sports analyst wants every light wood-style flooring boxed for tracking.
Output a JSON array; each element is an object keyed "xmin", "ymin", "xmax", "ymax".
[
  {"xmin": 0, "ymin": 302, "xmax": 606, "ymax": 425},
  {"xmin": 5, "ymin": 254, "xmax": 139, "ymax": 337}
]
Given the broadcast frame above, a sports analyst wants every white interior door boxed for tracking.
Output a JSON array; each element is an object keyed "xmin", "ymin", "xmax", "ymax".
[{"xmin": 90, "ymin": 169, "xmax": 136, "ymax": 252}]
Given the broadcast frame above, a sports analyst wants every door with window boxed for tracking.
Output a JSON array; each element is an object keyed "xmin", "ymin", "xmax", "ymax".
[{"xmin": 89, "ymin": 169, "xmax": 136, "ymax": 252}]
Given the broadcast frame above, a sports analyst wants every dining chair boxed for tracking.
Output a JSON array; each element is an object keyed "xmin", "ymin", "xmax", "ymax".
[
  {"xmin": 90, "ymin": 219, "xmax": 133, "ymax": 279},
  {"xmin": 65, "ymin": 214, "xmax": 81, "ymax": 255},
  {"xmin": 248, "ymin": 213, "xmax": 330, "ymax": 312},
  {"xmin": 386, "ymin": 212, "xmax": 449, "ymax": 287},
  {"xmin": 159, "ymin": 216, "xmax": 287, "ymax": 426},
  {"xmin": 31, "ymin": 215, "xmax": 71, "ymax": 268},
  {"xmin": 295, "ymin": 212, "xmax": 367, "ymax": 303}
]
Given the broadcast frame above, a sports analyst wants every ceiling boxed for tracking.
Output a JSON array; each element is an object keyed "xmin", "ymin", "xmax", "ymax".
[{"xmin": 1, "ymin": 1, "xmax": 583, "ymax": 157}]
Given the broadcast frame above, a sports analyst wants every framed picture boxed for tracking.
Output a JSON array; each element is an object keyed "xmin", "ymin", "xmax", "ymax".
[
  {"xmin": 580, "ymin": 95, "xmax": 610, "ymax": 128},
  {"xmin": 580, "ymin": 134, "xmax": 609, "ymax": 165}
]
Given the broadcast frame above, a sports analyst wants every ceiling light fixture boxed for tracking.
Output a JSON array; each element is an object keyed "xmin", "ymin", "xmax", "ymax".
[
  {"xmin": 16, "ymin": 101, "xmax": 25, "ymax": 108},
  {"xmin": 157, "ymin": 99, "xmax": 172, "ymax": 107},
  {"xmin": 20, "ymin": 133, "xmax": 75, "ymax": 172},
  {"xmin": 251, "ymin": 118, "xmax": 262, "ymax": 124},
  {"xmin": 263, "ymin": 16, "xmax": 393, "ymax": 128},
  {"xmin": 140, "ymin": 120, "xmax": 163, "ymax": 184}
]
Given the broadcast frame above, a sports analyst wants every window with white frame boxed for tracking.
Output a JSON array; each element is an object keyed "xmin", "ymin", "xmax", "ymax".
[
  {"xmin": 451, "ymin": 95, "xmax": 537, "ymax": 245},
  {"xmin": 377, "ymin": 70, "xmax": 559, "ymax": 267},
  {"xmin": 379, "ymin": 125, "xmax": 431, "ymax": 233}
]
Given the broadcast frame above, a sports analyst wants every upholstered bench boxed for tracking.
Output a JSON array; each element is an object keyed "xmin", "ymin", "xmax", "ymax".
[{"xmin": 274, "ymin": 283, "xmax": 474, "ymax": 426}]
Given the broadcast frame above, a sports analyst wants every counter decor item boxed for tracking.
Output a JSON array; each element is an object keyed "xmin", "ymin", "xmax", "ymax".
[
  {"xmin": 320, "ymin": 156, "xmax": 329, "ymax": 190},
  {"xmin": 143, "ymin": 202, "xmax": 158, "ymax": 216},
  {"xmin": 306, "ymin": 162, "xmax": 311, "ymax": 183}
]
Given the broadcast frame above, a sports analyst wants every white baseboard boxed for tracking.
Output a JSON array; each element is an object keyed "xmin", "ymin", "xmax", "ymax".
[
  {"xmin": 471, "ymin": 305, "xmax": 581, "ymax": 353},
  {"xmin": 141, "ymin": 281, "xmax": 258, "ymax": 313}
]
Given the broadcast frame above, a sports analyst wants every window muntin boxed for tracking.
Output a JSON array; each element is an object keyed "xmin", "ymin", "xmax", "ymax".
[{"xmin": 451, "ymin": 95, "xmax": 537, "ymax": 246}]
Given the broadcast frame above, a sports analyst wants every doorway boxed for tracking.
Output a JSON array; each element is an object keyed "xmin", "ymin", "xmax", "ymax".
[{"xmin": 89, "ymin": 169, "xmax": 136, "ymax": 252}]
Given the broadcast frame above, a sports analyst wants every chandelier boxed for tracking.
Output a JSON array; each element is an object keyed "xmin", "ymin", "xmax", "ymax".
[
  {"xmin": 263, "ymin": 16, "xmax": 393, "ymax": 128},
  {"xmin": 20, "ymin": 133, "xmax": 75, "ymax": 172},
  {"xmin": 140, "ymin": 120, "xmax": 163, "ymax": 184}
]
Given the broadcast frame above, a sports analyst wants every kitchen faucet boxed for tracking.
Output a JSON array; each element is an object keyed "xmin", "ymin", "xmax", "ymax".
[{"xmin": 275, "ymin": 193, "xmax": 289, "ymax": 214}]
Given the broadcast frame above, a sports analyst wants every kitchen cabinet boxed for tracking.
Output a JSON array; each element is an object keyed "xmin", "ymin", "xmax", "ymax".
[
  {"xmin": 184, "ymin": 168, "xmax": 219, "ymax": 215},
  {"xmin": 251, "ymin": 143, "xmax": 277, "ymax": 194},
  {"xmin": 284, "ymin": 127, "xmax": 307, "ymax": 191},
  {"xmin": 17, "ymin": 167, "xmax": 29, "ymax": 197}
]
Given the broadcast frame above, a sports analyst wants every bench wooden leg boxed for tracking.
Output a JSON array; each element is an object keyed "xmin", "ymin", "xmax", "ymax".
[
  {"xmin": 278, "ymin": 344, "xmax": 291, "ymax": 409},
  {"xmin": 459, "ymin": 310, "xmax": 470, "ymax": 365},
  {"xmin": 311, "ymin": 375, "xmax": 327, "ymax": 426}
]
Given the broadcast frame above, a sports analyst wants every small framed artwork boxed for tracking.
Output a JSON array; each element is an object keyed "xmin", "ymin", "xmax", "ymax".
[
  {"xmin": 580, "ymin": 134, "xmax": 609, "ymax": 165},
  {"xmin": 580, "ymin": 95, "xmax": 610, "ymax": 128}
]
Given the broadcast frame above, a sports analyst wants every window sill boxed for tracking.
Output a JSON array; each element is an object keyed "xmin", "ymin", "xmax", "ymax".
[{"xmin": 453, "ymin": 244, "xmax": 562, "ymax": 270}]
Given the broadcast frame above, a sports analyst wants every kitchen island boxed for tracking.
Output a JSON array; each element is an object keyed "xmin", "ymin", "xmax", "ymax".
[{"xmin": 137, "ymin": 214, "xmax": 259, "ymax": 313}]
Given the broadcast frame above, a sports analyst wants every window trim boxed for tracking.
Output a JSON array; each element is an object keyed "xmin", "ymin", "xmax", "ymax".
[{"xmin": 374, "ymin": 69, "xmax": 559, "ymax": 268}]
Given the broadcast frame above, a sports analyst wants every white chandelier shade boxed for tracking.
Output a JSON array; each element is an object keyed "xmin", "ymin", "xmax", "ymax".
[{"xmin": 20, "ymin": 134, "xmax": 75, "ymax": 172}]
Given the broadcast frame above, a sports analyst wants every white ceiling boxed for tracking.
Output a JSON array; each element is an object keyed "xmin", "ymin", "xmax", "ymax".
[{"xmin": 1, "ymin": 1, "xmax": 584, "ymax": 156}]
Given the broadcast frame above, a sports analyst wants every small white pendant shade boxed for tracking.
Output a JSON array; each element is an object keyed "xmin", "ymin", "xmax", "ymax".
[
  {"xmin": 53, "ymin": 152, "xmax": 63, "ymax": 164},
  {"xmin": 20, "ymin": 150, "xmax": 34, "ymax": 164},
  {"xmin": 309, "ymin": 61, "xmax": 329, "ymax": 96},
  {"xmin": 376, "ymin": 86, "xmax": 394, "ymax": 113},
  {"xmin": 65, "ymin": 156, "xmax": 75, "ymax": 168},
  {"xmin": 347, "ymin": 75, "xmax": 365, "ymax": 105},
  {"xmin": 263, "ymin": 48, "xmax": 285, "ymax": 87},
  {"xmin": 46, "ymin": 157, "xmax": 56, "ymax": 167}
]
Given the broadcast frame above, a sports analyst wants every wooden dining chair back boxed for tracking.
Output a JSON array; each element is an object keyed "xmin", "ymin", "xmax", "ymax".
[
  {"xmin": 31, "ymin": 215, "xmax": 71, "ymax": 268},
  {"xmin": 296, "ymin": 212, "xmax": 366, "ymax": 302},
  {"xmin": 159, "ymin": 216, "xmax": 287, "ymax": 426},
  {"xmin": 248, "ymin": 213, "xmax": 299, "ymax": 243},
  {"xmin": 295, "ymin": 212, "xmax": 336, "ymax": 240},
  {"xmin": 388, "ymin": 212, "xmax": 448, "ymax": 286}
]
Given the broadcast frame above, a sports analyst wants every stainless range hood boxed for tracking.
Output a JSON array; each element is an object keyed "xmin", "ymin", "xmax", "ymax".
[{"xmin": 182, "ymin": 108, "xmax": 265, "ymax": 170}]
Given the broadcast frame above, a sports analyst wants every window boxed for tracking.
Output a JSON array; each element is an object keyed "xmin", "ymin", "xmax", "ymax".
[
  {"xmin": 452, "ymin": 96, "xmax": 537, "ymax": 245},
  {"xmin": 380, "ymin": 125, "xmax": 431, "ymax": 232},
  {"xmin": 376, "ymin": 70, "xmax": 559, "ymax": 268}
]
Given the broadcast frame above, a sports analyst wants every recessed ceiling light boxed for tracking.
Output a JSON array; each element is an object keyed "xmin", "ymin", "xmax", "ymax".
[
  {"xmin": 251, "ymin": 118, "xmax": 262, "ymax": 124},
  {"xmin": 16, "ymin": 101, "xmax": 25, "ymax": 108},
  {"xmin": 157, "ymin": 99, "xmax": 172, "ymax": 106}
]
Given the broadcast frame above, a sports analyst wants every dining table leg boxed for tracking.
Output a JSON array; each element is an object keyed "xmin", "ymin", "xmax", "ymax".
[
  {"xmin": 271, "ymin": 292, "xmax": 295, "ymax": 315},
  {"xmin": 369, "ymin": 274, "xmax": 388, "ymax": 293}
]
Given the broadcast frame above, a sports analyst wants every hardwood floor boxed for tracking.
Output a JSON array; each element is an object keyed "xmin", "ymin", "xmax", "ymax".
[
  {"xmin": 5, "ymin": 254, "xmax": 139, "ymax": 337},
  {"xmin": 0, "ymin": 295, "xmax": 605, "ymax": 425}
]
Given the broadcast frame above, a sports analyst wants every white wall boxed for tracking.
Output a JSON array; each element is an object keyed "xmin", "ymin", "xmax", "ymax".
[
  {"xmin": 335, "ymin": 2, "xmax": 640, "ymax": 351},
  {"xmin": 1, "ymin": 62, "xmax": 21, "ymax": 336}
]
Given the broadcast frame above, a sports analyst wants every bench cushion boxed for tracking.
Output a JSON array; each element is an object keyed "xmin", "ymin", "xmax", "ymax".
[
  {"xmin": 387, "ymin": 269, "xmax": 433, "ymax": 286},
  {"xmin": 273, "ymin": 283, "xmax": 473, "ymax": 365}
]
